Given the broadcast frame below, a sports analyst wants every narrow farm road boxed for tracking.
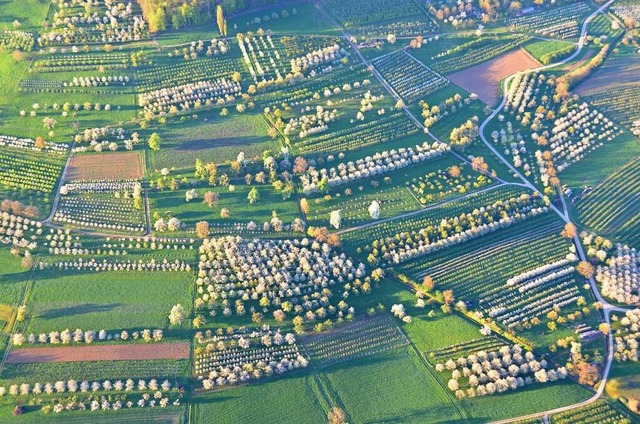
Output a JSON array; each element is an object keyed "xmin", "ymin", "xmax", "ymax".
[
  {"xmin": 485, "ymin": 1, "xmax": 631, "ymax": 423},
  {"xmin": 43, "ymin": 140, "xmax": 76, "ymax": 224},
  {"xmin": 315, "ymin": 0, "xmax": 632, "ymax": 421},
  {"xmin": 311, "ymin": 0, "xmax": 519, "ymax": 190}
]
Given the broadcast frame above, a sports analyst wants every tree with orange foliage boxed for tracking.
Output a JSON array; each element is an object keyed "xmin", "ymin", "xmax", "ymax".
[
  {"xmin": 471, "ymin": 156, "xmax": 488, "ymax": 174},
  {"xmin": 576, "ymin": 261, "xmax": 595, "ymax": 279},
  {"xmin": 34, "ymin": 136, "xmax": 46, "ymax": 149},
  {"xmin": 23, "ymin": 205, "xmax": 39, "ymax": 219},
  {"xmin": 561, "ymin": 222, "xmax": 577, "ymax": 239},
  {"xmin": 448, "ymin": 165, "xmax": 461, "ymax": 178},
  {"xmin": 576, "ymin": 360, "xmax": 600, "ymax": 386},
  {"xmin": 442, "ymin": 289, "xmax": 454, "ymax": 305},
  {"xmin": 326, "ymin": 233, "xmax": 341, "ymax": 247},
  {"xmin": 328, "ymin": 407, "xmax": 347, "ymax": 424},
  {"xmin": 195, "ymin": 221, "xmax": 210, "ymax": 238},
  {"xmin": 423, "ymin": 275, "xmax": 435, "ymax": 292},
  {"xmin": 311, "ymin": 226, "xmax": 329, "ymax": 243}
]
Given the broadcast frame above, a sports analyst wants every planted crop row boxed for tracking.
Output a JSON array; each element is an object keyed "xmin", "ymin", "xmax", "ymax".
[
  {"xmin": 374, "ymin": 50, "xmax": 449, "ymax": 104},
  {"xmin": 296, "ymin": 112, "xmax": 419, "ymax": 156},
  {"xmin": 577, "ymin": 157, "xmax": 640, "ymax": 243},
  {"xmin": 303, "ymin": 315, "xmax": 408, "ymax": 367}
]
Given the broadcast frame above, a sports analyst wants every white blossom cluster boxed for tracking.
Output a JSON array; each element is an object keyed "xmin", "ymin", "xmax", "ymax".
[
  {"xmin": 505, "ymin": 2, "xmax": 589, "ymax": 38},
  {"xmin": 238, "ymin": 34, "xmax": 284, "ymax": 82},
  {"xmin": 491, "ymin": 122, "xmax": 535, "ymax": 178},
  {"xmin": 41, "ymin": 0, "xmax": 148, "ymax": 46},
  {"xmin": 53, "ymin": 206, "xmax": 145, "ymax": 234},
  {"xmin": 138, "ymin": 79, "xmax": 241, "ymax": 116},
  {"xmin": 289, "ymin": 44, "xmax": 342, "ymax": 74},
  {"xmin": 506, "ymin": 259, "xmax": 575, "ymax": 288},
  {"xmin": 612, "ymin": 5, "xmax": 640, "ymax": 22},
  {"xmin": 38, "ymin": 258, "xmax": 191, "ymax": 272},
  {"xmin": 597, "ymin": 245, "xmax": 639, "ymax": 305},
  {"xmin": 12, "ymin": 328, "xmax": 163, "ymax": 346},
  {"xmin": 482, "ymin": 259, "xmax": 579, "ymax": 327},
  {"xmin": 370, "ymin": 195, "xmax": 548, "ymax": 265},
  {"xmin": 284, "ymin": 105, "xmax": 338, "ymax": 139},
  {"xmin": 548, "ymin": 103, "xmax": 619, "ymax": 173},
  {"xmin": 195, "ymin": 325, "xmax": 295, "ymax": 345},
  {"xmin": 0, "ymin": 134, "xmax": 68, "ymax": 154},
  {"xmin": 43, "ymin": 393, "xmax": 180, "ymax": 414},
  {"xmin": 614, "ymin": 309, "xmax": 640, "ymax": 362},
  {"xmin": 435, "ymin": 345, "xmax": 568, "ymax": 400},
  {"xmin": 196, "ymin": 236, "xmax": 368, "ymax": 320},
  {"xmin": 0, "ymin": 212, "xmax": 41, "ymax": 250},
  {"xmin": 61, "ymin": 180, "xmax": 140, "ymax": 194},
  {"xmin": 171, "ymin": 39, "xmax": 230, "ymax": 59},
  {"xmin": 67, "ymin": 75, "xmax": 130, "ymax": 87},
  {"xmin": 505, "ymin": 72, "xmax": 548, "ymax": 115},
  {"xmin": 300, "ymin": 141, "xmax": 449, "ymax": 194},
  {"xmin": 73, "ymin": 126, "xmax": 133, "ymax": 145},
  {"xmin": 205, "ymin": 39, "xmax": 229, "ymax": 56},
  {"xmin": 198, "ymin": 342, "xmax": 307, "ymax": 387},
  {"xmin": 47, "ymin": 236, "xmax": 195, "ymax": 256},
  {"xmin": 0, "ymin": 378, "xmax": 172, "ymax": 398}
]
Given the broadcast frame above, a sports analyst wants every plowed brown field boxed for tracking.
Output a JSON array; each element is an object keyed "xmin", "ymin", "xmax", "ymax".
[
  {"xmin": 447, "ymin": 48, "xmax": 541, "ymax": 105},
  {"xmin": 6, "ymin": 342, "xmax": 189, "ymax": 363},
  {"xmin": 67, "ymin": 151, "xmax": 144, "ymax": 181}
]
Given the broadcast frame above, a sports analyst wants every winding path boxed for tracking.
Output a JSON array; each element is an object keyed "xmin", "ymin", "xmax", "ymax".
[
  {"xmin": 318, "ymin": 0, "xmax": 634, "ymax": 421},
  {"xmin": 482, "ymin": 1, "xmax": 632, "ymax": 422},
  {"xmin": 16, "ymin": 2, "xmax": 631, "ymax": 421}
]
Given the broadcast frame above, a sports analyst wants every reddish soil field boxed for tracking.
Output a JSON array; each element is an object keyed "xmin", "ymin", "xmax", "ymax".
[
  {"xmin": 6, "ymin": 342, "xmax": 189, "ymax": 363},
  {"xmin": 66, "ymin": 151, "xmax": 144, "ymax": 181},
  {"xmin": 447, "ymin": 48, "xmax": 541, "ymax": 105}
]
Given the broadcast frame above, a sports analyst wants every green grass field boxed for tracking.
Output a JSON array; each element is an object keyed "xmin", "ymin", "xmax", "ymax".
[
  {"xmin": 0, "ymin": 249, "xmax": 30, "ymax": 308},
  {"xmin": 321, "ymin": 347, "xmax": 464, "ymax": 423},
  {"xmin": 523, "ymin": 40, "xmax": 576, "ymax": 65},
  {"xmin": 192, "ymin": 372, "xmax": 327, "ymax": 424},
  {"xmin": 0, "ymin": 0, "xmax": 50, "ymax": 31},
  {"xmin": 149, "ymin": 182, "xmax": 301, "ymax": 236},
  {"xmin": 461, "ymin": 382, "xmax": 593, "ymax": 422},
  {"xmin": 147, "ymin": 113, "xmax": 279, "ymax": 171},
  {"xmin": 26, "ymin": 271, "xmax": 193, "ymax": 332}
]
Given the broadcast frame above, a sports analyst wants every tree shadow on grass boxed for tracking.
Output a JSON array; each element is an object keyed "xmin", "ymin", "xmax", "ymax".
[
  {"xmin": 0, "ymin": 271, "xmax": 29, "ymax": 284},
  {"xmin": 174, "ymin": 136, "xmax": 267, "ymax": 152},
  {"xmin": 38, "ymin": 303, "xmax": 124, "ymax": 319},
  {"xmin": 370, "ymin": 407, "xmax": 476, "ymax": 424},
  {"xmin": 315, "ymin": 351, "xmax": 399, "ymax": 372}
]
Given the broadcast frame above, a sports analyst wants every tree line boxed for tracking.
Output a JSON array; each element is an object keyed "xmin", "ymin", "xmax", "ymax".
[{"xmin": 138, "ymin": 0, "xmax": 286, "ymax": 33}]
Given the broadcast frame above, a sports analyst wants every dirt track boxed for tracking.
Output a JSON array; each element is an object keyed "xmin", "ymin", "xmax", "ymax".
[
  {"xmin": 447, "ymin": 48, "xmax": 541, "ymax": 105},
  {"xmin": 6, "ymin": 342, "xmax": 190, "ymax": 364}
]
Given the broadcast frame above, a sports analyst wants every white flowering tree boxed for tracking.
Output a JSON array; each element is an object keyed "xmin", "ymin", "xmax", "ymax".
[
  {"xmin": 329, "ymin": 210, "xmax": 341, "ymax": 229},
  {"xmin": 368, "ymin": 200, "xmax": 380, "ymax": 219},
  {"xmin": 169, "ymin": 304, "xmax": 186, "ymax": 326}
]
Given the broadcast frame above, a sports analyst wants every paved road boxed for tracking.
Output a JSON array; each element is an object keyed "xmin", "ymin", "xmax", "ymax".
[{"xmin": 486, "ymin": 1, "xmax": 633, "ymax": 422}]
